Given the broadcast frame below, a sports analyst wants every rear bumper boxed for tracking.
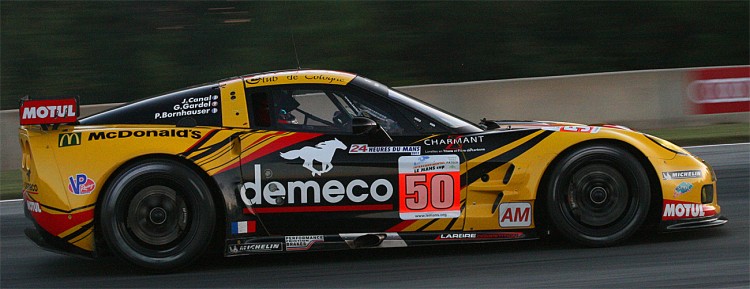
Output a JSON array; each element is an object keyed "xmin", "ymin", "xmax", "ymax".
[{"xmin": 23, "ymin": 201, "xmax": 94, "ymax": 259}]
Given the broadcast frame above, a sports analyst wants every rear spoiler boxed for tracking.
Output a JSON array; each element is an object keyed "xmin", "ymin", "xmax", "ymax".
[{"xmin": 19, "ymin": 96, "xmax": 80, "ymax": 130}]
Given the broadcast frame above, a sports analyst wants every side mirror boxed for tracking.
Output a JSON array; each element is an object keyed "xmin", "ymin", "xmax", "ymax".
[
  {"xmin": 352, "ymin": 116, "xmax": 393, "ymax": 142},
  {"xmin": 352, "ymin": 116, "xmax": 378, "ymax": 135}
]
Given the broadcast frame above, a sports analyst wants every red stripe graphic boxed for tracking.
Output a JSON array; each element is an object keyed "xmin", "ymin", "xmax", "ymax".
[
  {"xmin": 25, "ymin": 195, "xmax": 93, "ymax": 236},
  {"xmin": 243, "ymin": 204, "xmax": 393, "ymax": 214},
  {"xmin": 217, "ymin": 132, "xmax": 321, "ymax": 174},
  {"xmin": 183, "ymin": 129, "xmax": 218, "ymax": 153}
]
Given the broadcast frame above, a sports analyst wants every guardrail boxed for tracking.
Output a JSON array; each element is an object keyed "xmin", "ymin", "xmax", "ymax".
[{"xmin": 2, "ymin": 66, "xmax": 747, "ymax": 171}]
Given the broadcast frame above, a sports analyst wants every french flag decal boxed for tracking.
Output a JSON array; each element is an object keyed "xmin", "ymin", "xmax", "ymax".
[{"xmin": 231, "ymin": 221, "xmax": 256, "ymax": 235}]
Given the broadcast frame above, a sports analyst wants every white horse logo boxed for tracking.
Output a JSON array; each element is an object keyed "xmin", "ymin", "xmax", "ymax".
[{"xmin": 280, "ymin": 138, "xmax": 347, "ymax": 176}]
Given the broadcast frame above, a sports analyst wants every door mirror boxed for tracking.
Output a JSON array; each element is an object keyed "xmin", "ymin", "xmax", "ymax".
[
  {"xmin": 352, "ymin": 116, "xmax": 392, "ymax": 142},
  {"xmin": 352, "ymin": 116, "xmax": 377, "ymax": 135}
]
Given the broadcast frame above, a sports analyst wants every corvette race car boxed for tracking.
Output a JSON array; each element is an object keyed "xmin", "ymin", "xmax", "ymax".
[{"xmin": 19, "ymin": 69, "xmax": 726, "ymax": 271}]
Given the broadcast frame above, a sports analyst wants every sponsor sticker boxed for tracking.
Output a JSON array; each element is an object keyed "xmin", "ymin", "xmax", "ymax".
[
  {"xmin": 88, "ymin": 129, "xmax": 201, "ymax": 141},
  {"xmin": 435, "ymin": 232, "xmax": 526, "ymax": 240},
  {"xmin": 280, "ymin": 139, "xmax": 347, "ymax": 176},
  {"xmin": 398, "ymin": 155, "xmax": 461, "ymax": 220},
  {"xmin": 240, "ymin": 164, "xmax": 394, "ymax": 211},
  {"xmin": 662, "ymin": 170, "xmax": 702, "ymax": 180},
  {"xmin": 68, "ymin": 174, "xmax": 95, "ymax": 195},
  {"xmin": 422, "ymin": 135, "xmax": 486, "ymax": 154},
  {"xmin": 25, "ymin": 200, "xmax": 41, "ymax": 213},
  {"xmin": 231, "ymin": 221, "xmax": 256, "ymax": 235},
  {"xmin": 228, "ymin": 242, "xmax": 284, "ymax": 255},
  {"xmin": 349, "ymin": 144, "xmax": 421, "ymax": 155},
  {"xmin": 20, "ymin": 98, "xmax": 78, "ymax": 125},
  {"xmin": 58, "ymin": 133, "xmax": 82, "ymax": 147},
  {"xmin": 662, "ymin": 200, "xmax": 715, "ymax": 220},
  {"xmin": 673, "ymin": 182, "xmax": 694, "ymax": 198},
  {"xmin": 542, "ymin": 126, "xmax": 601, "ymax": 133},
  {"xmin": 436, "ymin": 233, "xmax": 476, "ymax": 240},
  {"xmin": 498, "ymin": 203, "xmax": 532, "ymax": 227},
  {"xmin": 22, "ymin": 182, "xmax": 39, "ymax": 194},
  {"xmin": 243, "ymin": 71, "xmax": 355, "ymax": 88},
  {"xmin": 476, "ymin": 232, "xmax": 525, "ymax": 239},
  {"xmin": 285, "ymin": 235, "xmax": 324, "ymax": 251}
]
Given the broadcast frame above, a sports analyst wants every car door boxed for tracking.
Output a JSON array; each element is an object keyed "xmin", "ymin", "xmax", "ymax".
[
  {"xmin": 236, "ymin": 84, "xmax": 415, "ymax": 235},
  {"xmin": 236, "ymin": 83, "xmax": 471, "ymax": 237}
]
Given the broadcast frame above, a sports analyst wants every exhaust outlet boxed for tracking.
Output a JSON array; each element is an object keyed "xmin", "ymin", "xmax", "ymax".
[{"xmin": 352, "ymin": 234, "xmax": 386, "ymax": 248}]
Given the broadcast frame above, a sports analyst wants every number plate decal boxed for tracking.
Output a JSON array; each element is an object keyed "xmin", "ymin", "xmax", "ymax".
[{"xmin": 398, "ymin": 155, "xmax": 461, "ymax": 220}]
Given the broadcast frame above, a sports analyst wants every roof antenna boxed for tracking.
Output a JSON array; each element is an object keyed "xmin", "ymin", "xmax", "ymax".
[
  {"xmin": 291, "ymin": 31, "xmax": 301, "ymax": 69},
  {"xmin": 286, "ymin": 1, "xmax": 301, "ymax": 69}
]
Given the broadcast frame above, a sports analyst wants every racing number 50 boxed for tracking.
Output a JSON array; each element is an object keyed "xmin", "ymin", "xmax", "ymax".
[
  {"xmin": 404, "ymin": 174, "xmax": 455, "ymax": 210},
  {"xmin": 398, "ymin": 154, "xmax": 461, "ymax": 220}
]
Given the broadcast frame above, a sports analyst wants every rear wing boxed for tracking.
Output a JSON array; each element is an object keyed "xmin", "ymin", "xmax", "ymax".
[{"xmin": 19, "ymin": 96, "xmax": 80, "ymax": 130}]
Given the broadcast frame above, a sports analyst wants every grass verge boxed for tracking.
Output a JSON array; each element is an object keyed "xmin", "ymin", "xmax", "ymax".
[
  {"xmin": 1, "ymin": 123, "xmax": 747, "ymax": 200},
  {"xmin": 1, "ymin": 170, "xmax": 22, "ymax": 201}
]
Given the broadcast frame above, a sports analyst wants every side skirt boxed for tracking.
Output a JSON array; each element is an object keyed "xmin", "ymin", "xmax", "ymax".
[{"xmin": 224, "ymin": 230, "xmax": 538, "ymax": 257}]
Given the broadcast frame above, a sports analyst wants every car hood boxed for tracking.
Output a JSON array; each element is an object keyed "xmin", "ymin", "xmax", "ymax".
[{"xmin": 480, "ymin": 119, "xmax": 632, "ymax": 130}]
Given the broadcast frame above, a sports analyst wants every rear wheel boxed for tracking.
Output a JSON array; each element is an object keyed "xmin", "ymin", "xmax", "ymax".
[
  {"xmin": 99, "ymin": 159, "xmax": 215, "ymax": 271},
  {"xmin": 545, "ymin": 145, "xmax": 650, "ymax": 246}
]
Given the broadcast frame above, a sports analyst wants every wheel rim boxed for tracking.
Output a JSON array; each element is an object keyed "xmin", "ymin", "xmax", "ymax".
[
  {"xmin": 125, "ymin": 185, "xmax": 188, "ymax": 247},
  {"xmin": 564, "ymin": 164, "xmax": 629, "ymax": 227},
  {"xmin": 555, "ymin": 161, "xmax": 643, "ymax": 238}
]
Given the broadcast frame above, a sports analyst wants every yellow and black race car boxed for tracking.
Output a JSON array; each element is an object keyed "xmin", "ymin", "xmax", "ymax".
[{"xmin": 19, "ymin": 69, "xmax": 726, "ymax": 271}]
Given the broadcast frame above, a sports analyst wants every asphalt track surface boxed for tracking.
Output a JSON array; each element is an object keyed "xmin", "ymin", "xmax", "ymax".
[{"xmin": 1, "ymin": 144, "xmax": 748, "ymax": 288}]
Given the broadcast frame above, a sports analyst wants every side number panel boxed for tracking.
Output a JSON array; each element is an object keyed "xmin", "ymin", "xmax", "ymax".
[{"xmin": 398, "ymin": 155, "xmax": 461, "ymax": 220}]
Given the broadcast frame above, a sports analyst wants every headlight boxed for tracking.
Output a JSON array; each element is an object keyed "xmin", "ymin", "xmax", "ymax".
[{"xmin": 644, "ymin": 134, "xmax": 690, "ymax": 155}]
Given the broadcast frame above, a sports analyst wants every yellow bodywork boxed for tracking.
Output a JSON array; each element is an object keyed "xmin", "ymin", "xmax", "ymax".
[{"xmin": 18, "ymin": 70, "xmax": 720, "ymax": 252}]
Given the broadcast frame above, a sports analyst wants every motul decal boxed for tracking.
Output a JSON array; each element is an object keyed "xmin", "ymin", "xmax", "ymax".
[
  {"xmin": 662, "ymin": 200, "xmax": 716, "ymax": 220},
  {"xmin": 20, "ymin": 98, "xmax": 78, "ymax": 125}
]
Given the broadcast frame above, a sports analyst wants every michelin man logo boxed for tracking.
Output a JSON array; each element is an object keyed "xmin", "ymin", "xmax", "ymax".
[{"xmin": 280, "ymin": 139, "xmax": 347, "ymax": 176}]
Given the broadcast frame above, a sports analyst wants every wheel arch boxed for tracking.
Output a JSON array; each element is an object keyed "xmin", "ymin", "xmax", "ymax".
[
  {"xmin": 93, "ymin": 153, "xmax": 227, "ymax": 255},
  {"xmin": 534, "ymin": 138, "xmax": 663, "ymax": 236}
]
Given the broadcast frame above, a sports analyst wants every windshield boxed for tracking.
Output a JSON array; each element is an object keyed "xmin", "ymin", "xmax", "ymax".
[{"xmin": 387, "ymin": 88, "xmax": 483, "ymax": 132}]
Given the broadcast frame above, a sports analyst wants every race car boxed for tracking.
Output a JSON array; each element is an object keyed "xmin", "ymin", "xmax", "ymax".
[{"xmin": 19, "ymin": 69, "xmax": 726, "ymax": 271}]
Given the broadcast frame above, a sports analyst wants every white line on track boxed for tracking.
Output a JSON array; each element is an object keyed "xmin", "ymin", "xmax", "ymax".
[
  {"xmin": 1, "ymin": 142, "xmax": 746, "ymax": 204},
  {"xmin": 685, "ymin": 142, "xmax": 749, "ymax": 149}
]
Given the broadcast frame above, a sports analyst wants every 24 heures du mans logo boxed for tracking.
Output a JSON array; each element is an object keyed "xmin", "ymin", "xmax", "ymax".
[{"xmin": 58, "ymin": 132, "xmax": 82, "ymax": 147}]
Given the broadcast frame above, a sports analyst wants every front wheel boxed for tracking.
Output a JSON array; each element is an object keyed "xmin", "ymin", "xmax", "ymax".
[
  {"xmin": 545, "ymin": 145, "xmax": 651, "ymax": 247},
  {"xmin": 98, "ymin": 159, "xmax": 215, "ymax": 271}
]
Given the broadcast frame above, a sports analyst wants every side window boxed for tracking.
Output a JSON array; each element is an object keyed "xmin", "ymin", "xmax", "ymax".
[
  {"xmin": 249, "ymin": 91, "xmax": 272, "ymax": 128},
  {"xmin": 331, "ymin": 90, "xmax": 410, "ymax": 135},
  {"xmin": 273, "ymin": 89, "xmax": 348, "ymax": 133},
  {"xmin": 246, "ymin": 85, "xmax": 417, "ymax": 135},
  {"xmin": 394, "ymin": 106, "xmax": 449, "ymax": 134}
]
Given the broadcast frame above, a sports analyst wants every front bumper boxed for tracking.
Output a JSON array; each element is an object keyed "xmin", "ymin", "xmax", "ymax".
[{"xmin": 660, "ymin": 214, "xmax": 728, "ymax": 231}]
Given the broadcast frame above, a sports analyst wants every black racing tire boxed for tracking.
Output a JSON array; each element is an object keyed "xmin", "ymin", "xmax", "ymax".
[
  {"xmin": 98, "ymin": 159, "xmax": 215, "ymax": 272},
  {"xmin": 545, "ymin": 145, "xmax": 650, "ymax": 247}
]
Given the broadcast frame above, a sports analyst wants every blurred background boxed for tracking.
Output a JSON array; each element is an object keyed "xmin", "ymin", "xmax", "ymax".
[{"xmin": 1, "ymin": 1, "xmax": 748, "ymax": 109}]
